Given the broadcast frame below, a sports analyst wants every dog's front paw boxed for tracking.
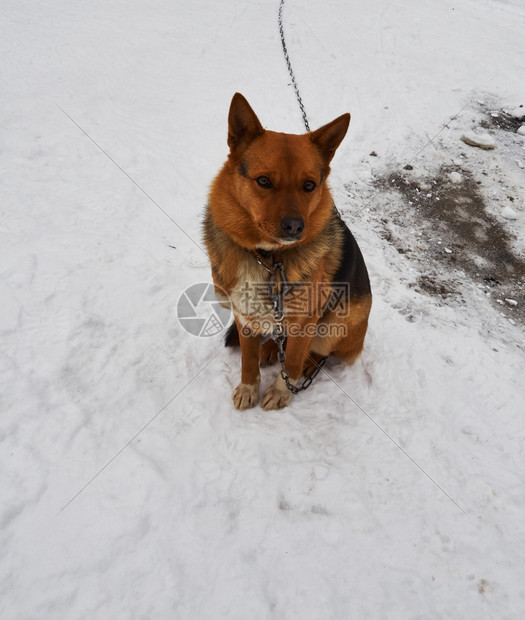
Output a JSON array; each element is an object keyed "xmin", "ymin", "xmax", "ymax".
[
  {"xmin": 232, "ymin": 381, "xmax": 260, "ymax": 411},
  {"xmin": 261, "ymin": 379, "xmax": 294, "ymax": 410}
]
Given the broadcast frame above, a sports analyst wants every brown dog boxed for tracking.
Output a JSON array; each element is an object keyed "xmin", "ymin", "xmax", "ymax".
[{"xmin": 203, "ymin": 93, "xmax": 371, "ymax": 410}]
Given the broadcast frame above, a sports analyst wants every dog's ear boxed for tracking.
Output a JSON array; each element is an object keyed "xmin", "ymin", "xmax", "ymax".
[
  {"xmin": 309, "ymin": 113, "xmax": 350, "ymax": 164},
  {"xmin": 228, "ymin": 93, "xmax": 264, "ymax": 154}
]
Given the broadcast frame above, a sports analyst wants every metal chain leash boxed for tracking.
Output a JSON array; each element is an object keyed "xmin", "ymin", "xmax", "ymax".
[
  {"xmin": 278, "ymin": 0, "xmax": 310, "ymax": 132},
  {"xmin": 252, "ymin": 252, "xmax": 326, "ymax": 394},
  {"xmin": 278, "ymin": 0, "xmax": 343, "ymax": 221},
  {"xmin": 246, "ymin": 1, "xmax": 332, "ymax": 393}
]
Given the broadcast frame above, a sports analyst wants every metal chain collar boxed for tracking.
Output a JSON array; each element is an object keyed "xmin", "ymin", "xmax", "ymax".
[{"xmin": 252, "ymin": 251, "xmax": 326, "ymax": 394}]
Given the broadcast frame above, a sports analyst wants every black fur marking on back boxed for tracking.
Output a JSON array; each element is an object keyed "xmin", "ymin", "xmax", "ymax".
[{"xmin": 332, "ymin": 213, "xmax": 371, "ymax": 298}]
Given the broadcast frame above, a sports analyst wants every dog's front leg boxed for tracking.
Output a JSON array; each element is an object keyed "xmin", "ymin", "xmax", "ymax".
[
  {"xmin": 232, "ymin": 317, "xmax": 260, "ymax": 410},
  {"xmin": 261, "ymin": 328, "xmax": 313, "ymax": 411}
]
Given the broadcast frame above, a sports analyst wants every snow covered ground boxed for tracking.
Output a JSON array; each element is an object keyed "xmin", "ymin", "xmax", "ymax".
[{"xmin": 1, "ymin": 0, "xmax": 525, "ymax": 617}]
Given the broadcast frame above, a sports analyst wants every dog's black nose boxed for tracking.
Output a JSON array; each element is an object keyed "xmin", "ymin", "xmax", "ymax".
[{"xmin": 281, "ymin": 215, "xmax": 304, "ymax": 238}]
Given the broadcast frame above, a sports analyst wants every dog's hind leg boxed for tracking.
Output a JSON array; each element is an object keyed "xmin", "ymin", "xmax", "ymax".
[
  {"xmin": 224, "ymin": 322, "xmax": 239, "ymax": 347},
  {"xmin": 259, "ymin": 338, "xmax": 279, "ymax": 367},
  {"xmin": 333, "ymin": 296, "xmax": 371, "ymax": 365},
  {"xmin": 302, "ymin": 352, "xmax": 325, "ymax": 377}
]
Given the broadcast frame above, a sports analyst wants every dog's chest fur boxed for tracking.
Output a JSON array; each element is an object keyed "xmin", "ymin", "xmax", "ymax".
[{"xmin": 229, "ymin": 255, "xmax": 276, "ymax": 335}]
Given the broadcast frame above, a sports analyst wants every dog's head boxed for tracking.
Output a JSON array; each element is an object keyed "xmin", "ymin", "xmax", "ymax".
[{"xmin": 225, "ymin": 93, "xmax": 350, "ymax": 249}]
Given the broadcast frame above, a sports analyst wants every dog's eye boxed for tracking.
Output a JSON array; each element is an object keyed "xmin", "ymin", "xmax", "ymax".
[
  {"xmin": 303, "ymin": 180, "xmax": 316, "ymax": 193},
  {"xmin": 256, "ymin": 176, "xmax": 273, "ymax": 189}
]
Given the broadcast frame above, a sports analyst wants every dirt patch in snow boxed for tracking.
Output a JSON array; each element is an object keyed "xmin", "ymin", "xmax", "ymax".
[
  {"xmin": 481, "ymin": 107, "xmax": 525, "ymax": 133},
  {"xmin": 374, "ymin": 166, "xmax": 525, "ymax": 324}
]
